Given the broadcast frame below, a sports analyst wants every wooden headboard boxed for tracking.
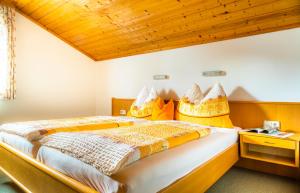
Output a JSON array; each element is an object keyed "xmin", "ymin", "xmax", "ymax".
[{"xmin": 112, "ymin": 98, "xmax": 300, "ymax": 133}]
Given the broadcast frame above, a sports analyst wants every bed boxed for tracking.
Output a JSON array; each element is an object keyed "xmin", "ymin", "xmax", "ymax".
[
  {"xmin": 37, "ymin": 126, "xmax": 238, "ymax": 193},
  {"xmin": 0, "ymin": 132, "xmax": 39, "ymax": 158},
  {"xmin": 0, "ymin": 103, "xmax": 239, "ymax": 193},
  {"xmin": 0, "ymin": 125, "xmax": 239, "ymax": 193},
  {"xmin": 0, "ymin": 137, "xmax": 238, "ymax": 193},
  {"xmin": 2, "ymin": 98, "xmax": 299, "ymax": 192}
]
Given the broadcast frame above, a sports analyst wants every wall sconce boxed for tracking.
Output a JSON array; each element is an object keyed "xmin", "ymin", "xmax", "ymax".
[
  {"xmin": 202, "ymin": 71, "xmax": 226, "ymax": 77},
  {"xmin": 153, "ymin": 75, "xmax": 169, "ymax": 80}
]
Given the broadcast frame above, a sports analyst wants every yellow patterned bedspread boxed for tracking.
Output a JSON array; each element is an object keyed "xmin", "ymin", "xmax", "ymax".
[
  {"xmin": 0, "ymin": 116, "xmax": 136, "ymax": 141},
  {"xmin": 40, "ymin": 121, "xmax": 211, "ymax": 176}
]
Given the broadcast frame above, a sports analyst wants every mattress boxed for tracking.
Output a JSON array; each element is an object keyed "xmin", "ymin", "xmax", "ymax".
[
  {"xmin": 36, "ymin": 127, "xmax": 239, "ymax": 193},
  {"xmin": 0, "ymin": 132, "xmax": 40, "ymax": 158},
  {"xmin": 0, "ymin": 116, "xmax": 148, "ymax": 158}
]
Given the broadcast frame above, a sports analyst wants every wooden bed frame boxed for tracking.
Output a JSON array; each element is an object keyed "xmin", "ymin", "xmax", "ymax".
[
  {"xmin": 5, "ymin": 97, "xmax": 278, "ymax": 193},
  {"xmin": 0, "ymin": 142, "xmax": 99, "ymax": 193},
  {"xmin": 3, "ymin": 98, "xmax": 300, "ymax": 193},
  {"xmin": 113, "ymin": 98, "xmax": 300, "ymax": 179},
  {"xmin": 112, "ymin": 98, "xmax": 300, "ymax": 133},
  {"xmin": 0, "ymin": 141, "xmax": 238, "ymax": 193},
  {"xmin": 1, "ymin": 98, "xmax": 300, "ymax": 192}
]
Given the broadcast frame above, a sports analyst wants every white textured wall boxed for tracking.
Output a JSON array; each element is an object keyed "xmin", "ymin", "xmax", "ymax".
[
  {"xmin": 96, "ymin": 28, "xmax": 300, "ymax": 115},
  {"xmin": 0, "ymin": 13, "xmax": 96, "ymax": 123}
]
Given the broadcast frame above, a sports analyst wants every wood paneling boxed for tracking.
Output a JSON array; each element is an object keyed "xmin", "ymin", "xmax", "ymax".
[
  {"xmin": 112, "ymin": 98, "xmax": 300, "ymax": 179},
  {"xmin": 112, "ymin": 98, "xmax": 300, "ymax": 133},
  {"xmin": 112, "ymin": 98, "xmax": 181, "ymax": 116},
  {"xmin": 112, "ymin": 98, "xmax": 135, "ymax": 116},
  {"xmin": 9, "ymin": 0, "xmax": 300, "ymax": 61},
  {"xmin": 229, "ymin": 101, "xmax": 300, "ymax": 133}
]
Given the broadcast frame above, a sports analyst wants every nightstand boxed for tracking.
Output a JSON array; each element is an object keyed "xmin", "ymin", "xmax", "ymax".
[{"xmin": 239, "ymin": 131, "xmax": 300, "ymax": 167}]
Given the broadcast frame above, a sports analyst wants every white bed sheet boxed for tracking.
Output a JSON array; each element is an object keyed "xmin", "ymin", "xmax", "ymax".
[
  {"xmin": 37, "ymin": 127, "xmax": 239, "ymax": 193},
  {"xmin": 0, "ymin": 132, "xmax": 38, "ymax": 158}
]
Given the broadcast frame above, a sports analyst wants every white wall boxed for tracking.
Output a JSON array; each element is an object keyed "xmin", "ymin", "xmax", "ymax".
[
  {"xmin": 96, "ymin": 28, "xmax": 300, "ymax": 115},
  {"xmin": 0, "ymin": 13, "xmax": 96, "ymax": 122}
]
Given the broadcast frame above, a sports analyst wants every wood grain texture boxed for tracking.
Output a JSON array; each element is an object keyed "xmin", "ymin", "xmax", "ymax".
[
  {"xmin": 112, "ymin": 98, "xmax": 300, "ymax": 179},
  {"xmin": 9, "ymin": 0, "xmax": 300, "ymax": 61},
  {"xmin": 0, "ymin": 139, "xmax": 238, "ymax": 193},
  {"xmin": 112, "ymin": 98, "xmax": 135, "ymax": 116},
  {"xmin": 240, "ymin": 133, "xmax": 299, "ymax": 167},
  {"xmin": 0, "ymin": 142, "xmax": 100, "ymax": 193},
  {"xmin": 229, "ymin": 101, "xmax": 300, "ymax": 133},
  {"xmin": 112, "ymin": 98, "xmax": 179, "ymax": 116},
  {"xmin": 112, "ymin": 98, "xmax": 300, "ymax": 133}
]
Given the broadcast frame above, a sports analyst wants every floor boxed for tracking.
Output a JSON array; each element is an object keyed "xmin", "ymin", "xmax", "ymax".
[
  {"xmin": 0, "ymin": 167, "xmax": 299, "ymax": 193},
  {"xmin": 207, "ymin": 167, "xmax": 300, "ymax": 193},
  {"xmin": 0, "ymin": 175, "xmax": 22, "ymax": 193},
  {"xmin": 0, "ymin": 182, "xmax": 24, "ymax": 193}
]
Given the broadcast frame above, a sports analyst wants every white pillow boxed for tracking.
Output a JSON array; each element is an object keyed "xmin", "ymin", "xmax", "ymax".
[
  {"xmin": 134, "ymin": 86, "xmax": 149, "ymax": 107},
  {"xmin": 184, "ymin": 83, "xmax": 203, "ymax": 104},
  {"xmin": 202, "ymin": 82, "xmax": 226, "ymax": 102},
  {"xmin": 145, "ymin": 87, "xmax": 158, "ymax": 103}
]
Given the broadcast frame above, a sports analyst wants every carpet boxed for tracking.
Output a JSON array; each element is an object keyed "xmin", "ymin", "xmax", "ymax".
[{"xmin": 207, "ymin": 167, "xmax": 300, "ymax": 193}]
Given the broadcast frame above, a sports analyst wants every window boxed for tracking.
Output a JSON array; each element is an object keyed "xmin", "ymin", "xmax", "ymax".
[{"xmin": 0, "ymin": 3, "xmax": 15, "ymax": 100}]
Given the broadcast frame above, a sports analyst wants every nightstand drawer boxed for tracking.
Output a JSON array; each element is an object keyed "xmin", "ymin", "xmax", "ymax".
[{"xmin": 242, "ymin": 135, "xmax": 296, "ymax": 149}]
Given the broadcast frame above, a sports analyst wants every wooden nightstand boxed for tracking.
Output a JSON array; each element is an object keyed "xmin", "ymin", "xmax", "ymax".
[{"xmin": 239, "ymin": 131, "xmax": 300, "ymax": 168}]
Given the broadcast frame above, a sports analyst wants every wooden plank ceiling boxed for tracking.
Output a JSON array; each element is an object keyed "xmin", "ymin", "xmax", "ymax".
[{"xmin": 10, "ymin": 0, "xmax": 300, "ymax": 61}]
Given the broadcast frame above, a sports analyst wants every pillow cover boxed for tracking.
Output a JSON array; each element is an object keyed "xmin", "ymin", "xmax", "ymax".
[
  {"xmin": 129, "ymin": 87, "xmax": 158, "ymax": 119},
  {"xmin": 177, "ymin": 83, "xmax": 233, "ymax": 128},
  {"xmin": 182, "ymin": 83, "xmax": 203, "ymax": 104},
  {"xmin": 145, "ymin": 87, "xmax": 158, "ymax": 103},
  {"xmin": 134, "ymin": 86, "xmax": 149, "ymax": 107},
  {"xmin": 152, "ymin": 98, "xmax": 174, "ymax": 120}
]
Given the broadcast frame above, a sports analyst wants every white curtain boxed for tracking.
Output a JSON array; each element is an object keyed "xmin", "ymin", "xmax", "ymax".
[{"xmin": 0, "ymin": 3, "xmax": 16, "ymax": 100}]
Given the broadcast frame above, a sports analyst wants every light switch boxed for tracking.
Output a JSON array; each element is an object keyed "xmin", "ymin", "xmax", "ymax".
[{"xmin": 119, "ymin": 109, "xmax": 127, "ymax": 115}]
